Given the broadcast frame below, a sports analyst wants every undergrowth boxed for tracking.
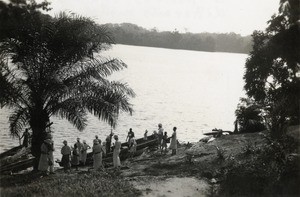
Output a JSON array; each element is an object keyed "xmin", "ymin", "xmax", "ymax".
[{"xmin": 218, "ymin": 135, "xmax": 300, "ymax": 196}]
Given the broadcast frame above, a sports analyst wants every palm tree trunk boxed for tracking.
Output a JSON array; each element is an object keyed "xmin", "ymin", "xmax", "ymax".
[{"xmin": 29, "ymin": 110, "xmax": 49, "ymax": 170}]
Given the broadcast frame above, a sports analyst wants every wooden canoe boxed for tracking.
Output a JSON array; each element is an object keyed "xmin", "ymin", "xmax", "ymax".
[
  {"xmin": 203, "ymin": 129, "xmax": 233, "ymax": 136},
  {"xmin": 0, "ymin": 145, "xmax": 23, "ymax": 160},
  {"xmin": 0, "ymin": 134, "xmax": 162, "ymax": 172},
  {"xmin": 0, "ymin": 158, "xmax": 34, "ymax": 173}
]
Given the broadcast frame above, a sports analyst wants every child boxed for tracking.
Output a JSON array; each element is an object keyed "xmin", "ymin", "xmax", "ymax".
[
  {"xmin": 143, "ymin": 130, "xmax": 148, "ymax": 141},
  {"xmin": 129, "ymin": 137, "xmax": 137, "ymax": 159},
  {"xmin": 161, "ymin": 132, "xmax": 168, "ymax": 154}
]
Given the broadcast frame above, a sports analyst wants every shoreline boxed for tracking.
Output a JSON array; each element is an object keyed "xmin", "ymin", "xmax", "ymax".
[{"xmin": 1, "ymin": 130, "xmax": 299, "ymax": 196}]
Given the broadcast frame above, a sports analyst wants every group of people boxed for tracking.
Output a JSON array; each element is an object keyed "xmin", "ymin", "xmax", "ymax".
[
  {"xmin": 59, "ymin": 134, "xmax": 122, "ymax": 172},
  {"xmin": 127, "ymin": 123, "xmax": 178, "ymax": 155},
  {"xmin": 154, "ymin": 123, "xmax": 178, "ymax": 155},
  {"xmin": 37, "ymin": 123, "xmax": 178, "ymax": 175}
]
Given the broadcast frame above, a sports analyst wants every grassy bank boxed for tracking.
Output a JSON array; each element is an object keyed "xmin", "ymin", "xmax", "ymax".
[
  {"xmin": 1, "ymin": 130, "xmax": 299, "ymax": 196},
  {"xmin": 0, "ymin": 170, "xmax": 141, "ymax": 197}
]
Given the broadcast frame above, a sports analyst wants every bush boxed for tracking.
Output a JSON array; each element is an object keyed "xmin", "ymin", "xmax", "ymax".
[{"xmin": 218, "ymin": 136, "xmax": 300, "ymax": 196}]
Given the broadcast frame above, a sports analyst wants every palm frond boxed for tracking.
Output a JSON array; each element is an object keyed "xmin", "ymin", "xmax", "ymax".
[
  {"xmin": 51, "ymin": 99, "xmax": 87, "ymax": 131},
  {"xmin": 9, "ymin": 106, "xmax": 29, "ymax": 138},
  {"xmin": 80, "ymin": 81, "xmax": 135, "ymax": 127}
]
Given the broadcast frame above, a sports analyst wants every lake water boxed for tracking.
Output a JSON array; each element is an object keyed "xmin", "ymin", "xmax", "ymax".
[{"xmin": 0, "ymin": 44, "xmax": 246, "ymax": 158}]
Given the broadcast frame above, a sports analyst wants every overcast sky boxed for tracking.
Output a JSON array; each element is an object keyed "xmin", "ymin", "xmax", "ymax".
[{"xmin": 48, "ymin": 0, "xmax": 279, "ymax": 36}]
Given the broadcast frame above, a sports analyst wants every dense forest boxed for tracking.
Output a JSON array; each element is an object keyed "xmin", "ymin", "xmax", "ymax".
[{"xmin": 106, "ymin": 23, "xmax": 252, "ymax": 54}]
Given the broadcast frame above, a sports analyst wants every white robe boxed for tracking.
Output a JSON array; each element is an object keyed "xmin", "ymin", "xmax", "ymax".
[
  {"xmin": 113, "ymin": 141, "xmax": 121, "ymax": 168},
  {"xmin": 169, "ymin": 132, "xmax": 177, "ymax": 150}
]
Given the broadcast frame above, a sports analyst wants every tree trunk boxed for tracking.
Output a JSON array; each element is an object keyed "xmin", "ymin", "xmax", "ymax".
[{"xmin": 29, "ymin": 109, "xmax": 49, "ymax": 170}]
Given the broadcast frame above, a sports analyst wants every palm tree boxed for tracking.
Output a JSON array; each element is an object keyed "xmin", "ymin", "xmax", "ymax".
[{"xmin": 0, "ymin": 7, "xmax": 135, "ymax": 169}]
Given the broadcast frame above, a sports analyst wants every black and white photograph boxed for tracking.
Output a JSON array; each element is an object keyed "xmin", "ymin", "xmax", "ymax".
[{"xmin": 0, "ymin": 0, "xmax": 299, "ymax": 196}]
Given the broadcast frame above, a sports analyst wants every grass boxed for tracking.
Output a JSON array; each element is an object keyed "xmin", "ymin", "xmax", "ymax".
[{"xmin": 0, "ymin": 170, "xmax": 141, "ymax": 197}]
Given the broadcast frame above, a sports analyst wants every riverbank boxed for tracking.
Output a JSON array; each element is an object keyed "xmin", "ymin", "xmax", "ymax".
[{"xmin": 1, "ymin": 129, "xmax": 299, "ymax": 196}]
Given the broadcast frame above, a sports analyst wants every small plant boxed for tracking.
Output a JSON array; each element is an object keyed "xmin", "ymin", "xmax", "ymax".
[
  {"xmin": 215, "ymin": 146, "xmax": 225, "ymax": 161},
  {"xmin": 242, "ymin": 142, "xmax": 259, "ymax": 155}
]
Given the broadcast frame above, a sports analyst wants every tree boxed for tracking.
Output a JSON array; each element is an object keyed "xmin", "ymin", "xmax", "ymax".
[
  {"xmin": 243, "ymin": 0, "xmax": 300, "ymax": 137},
  {"xmin": 0, "ymin": 0, "xmax": 135, "ymax": 169},
  {"xmin": 235, "ymin": 98, "xmax": 266, "ymax": 133}
]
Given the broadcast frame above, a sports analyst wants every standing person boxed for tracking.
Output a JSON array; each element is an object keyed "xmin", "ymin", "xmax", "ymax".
[
  {"xmin": 113, "ymin": 135, "xmax": 121, "ymax": 169},
  {"xmin": 126, "ymin": 128, "xmax": 134, "ymax": 144},
  {"xmin": 105, "ymin": 132, "xmax": 114, "ymax": 153},
  {"xmin": 95, "ymin": 135, "xmax": 101, "ymax": 143},
  {"xmin": 169, "ymin": 127, "xmax": 178, "ymax": 155},
  {"xmin": 158, "ymin": 123, "xmax": 164, "ymax": 150},
  {"xmin": 129, "ymin": 137, "xmax": 137, "ymax": 159},
  {"xmin": 81, "ymin": 140, "xmax": 91, "ymax": 166},
  {"xmin": 38, "ymin": 134, "xmax": 54, "ymax": 175},
  {"xmin": 48, "ymin": 137, "xmax": 55, "ymax": 174},
  {"xmin": 21, "ymin": 128, "xmax": 30, "ymax": 147},
  {"xmin": 61, "ymin": 140, "xmax": 71, "ymax": 172},
  {"xmin": 75, "ymin": 138, "xmax": 83, "ymax": 163},
  {"xmin": 143, "ymin": 130, "xmax": 148, "ymax": 141},
  {"xmin": 161, "ymin": 132, "xmax": 168, "ymax": 154},
  {"xmin": 71, "ymin": 143, "xmax": 80, "ymax": 171},
  {"xmin": 93, "ymin": 139, "xmax": 104, "ymax": 170},
  {"xmin": 153, "ymin": 130, "xmax": 159, "ymax": 149}
]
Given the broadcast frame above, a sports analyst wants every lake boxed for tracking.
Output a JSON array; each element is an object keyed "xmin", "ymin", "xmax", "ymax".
[{"xmin": 0, "ymin": 44, "xmax": 247, "ymax": 157}]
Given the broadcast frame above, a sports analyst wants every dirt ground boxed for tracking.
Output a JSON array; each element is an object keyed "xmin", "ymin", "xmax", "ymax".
[
  {"xmin": 1, "ymin": 131, "xmax": 273, "ymax": 196},
  {"xmin": 119, "ymin": 131, "xmax": 269, "ymax": 196}
]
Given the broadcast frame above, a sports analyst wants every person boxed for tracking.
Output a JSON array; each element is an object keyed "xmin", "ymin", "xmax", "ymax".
[
  {"xmin": 48, "ymin": 137, "xmax": 55, "ymax": 174},
  {"xmin": 93, "ymin": 139, "xmax": 104, "ymax": 170},
  {"xmin": 105, "ymin": 133, "xmax": 114, "ymax": 153},
  {"xmin": 161, "ymin": 132, "xmax": 168, "ymax": 154},
  {"xmin": 61, "ymin": 140, "xmax": 71, "ymax": 172},
  {"xmin": 129, "ymin": 137, "xmax": 137, "ymax": 159},
  {"xmin": 21, "ymin": 128, "xmax": 30, "ymax": 147},
  {"xmin": 75, "ymin": 138, "xmax": 83, "ymax": 163},
  {"xmin": 38, "ymin": 133, "xmax": 54, "ymax": 175},
  {"xmin": 126, "ymin": 128, "xmax": 134, "ymax": 144},
  {"xmin": 158, "ymin": 123, "xmax": 164, "ymax": 150},
  {"xmin": 95, "ymin": 135, "xmax": 101, "ymax": 143},
  {"xmin": 81, "ymin": 140, "xmax": 91, "ymax": 165},
  {"xmin": 153, "ymin": 130, "xmax": 159, "ymax": 149},
  {"xmin": 71, "ymin": 143, "xmax": 80, "ymax": 171},
  {"xmin": 143, "ymin": 130, "xmax": 148, "ymax": 141},
  {"xmin": 113, "ymin": 135, "xmax": 121, "ymax": 169},
  {"xmin": 169, "ymin": 127, "xmax": 178, "ymax": 155}
]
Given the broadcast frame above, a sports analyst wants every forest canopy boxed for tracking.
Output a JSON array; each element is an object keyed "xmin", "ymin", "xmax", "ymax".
[{"xmin": 106, "ymin": 23, "xmax": 252, "ymax": 54}]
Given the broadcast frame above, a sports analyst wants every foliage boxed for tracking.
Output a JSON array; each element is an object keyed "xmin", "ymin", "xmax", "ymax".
[
  {"xmin": 0, "ymin": 0, "xmax": 135, "ymax": 163},
  {"xmin": 235, "ymin": 98, "xmax": 266, "ymax": 133},
  {"xmin": 215, "ymin": 146, "xmax": 226, "ymax": 161},
  {"xmin": 243, "ymin": 0, "xmax": 300, "ymax": 137},
  {"xmin": 105, "ymin": 23, "xmax": 252, "ymax": 53},
  {"xmin": 219, "ymin": 135, "xmax": 300, "ymax": 196},
  {"xmin": 241, "ymin": 141, "xmax": 261, "ymax": 155}
]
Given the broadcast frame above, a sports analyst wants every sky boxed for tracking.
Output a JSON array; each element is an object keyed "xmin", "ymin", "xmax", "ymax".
[{"xmin": 47, "ymin": 0, "xmax": 280, "ymax": 36}]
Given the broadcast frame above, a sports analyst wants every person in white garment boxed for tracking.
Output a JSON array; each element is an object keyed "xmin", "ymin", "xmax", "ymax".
[
  {"xmin": 169, "ymin": 127, "xmax": 178, "ymax": 155},
  {"xmin": 81, "ymin": 140, "xmax": 91, "ymax": 165},
  {"xmin": 113, "ymin": 135, "xmax": 121, "ymax": 169}
]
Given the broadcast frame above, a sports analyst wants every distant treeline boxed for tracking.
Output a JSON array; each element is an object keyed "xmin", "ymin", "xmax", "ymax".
[{"xmin": 105, "ymin": 23, "xmax": 252, "ymax": 54}]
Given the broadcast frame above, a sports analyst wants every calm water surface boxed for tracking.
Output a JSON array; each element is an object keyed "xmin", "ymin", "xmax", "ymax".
[{"xmin": 0, "ymin": 45, "xmax": 246, "ymax": 158}]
